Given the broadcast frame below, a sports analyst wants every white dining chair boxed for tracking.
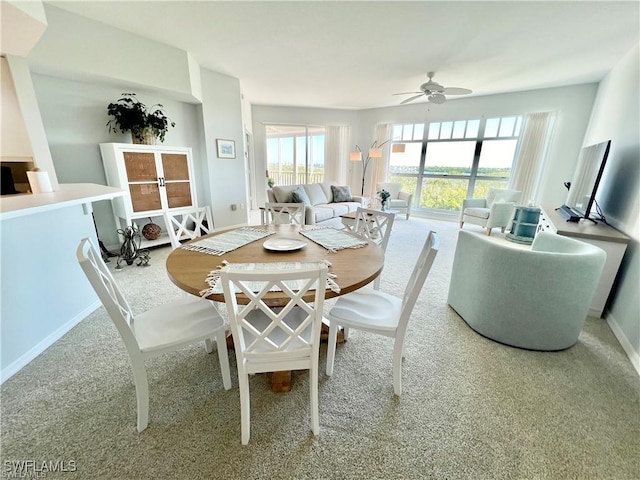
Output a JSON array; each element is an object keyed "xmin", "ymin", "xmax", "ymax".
[
  {"xmin": 352, "ymin": 207, "xmax": 395, "ymax": 290},
  {"xmin": 264, "ymin": 202, "xmax": 305, "ymax": 226},
  {"xmin": 325, "ymin": 231, "xmax": 439, "ymax": 396},
  {"xmin": 164, "ymin": 206, "xmax": 214, "ymax": 249},
  {"xmin": 219, "ymin": 263, "xmax": 328, "ymax": 445},
  {"xmin": 76, "ymin": 238, "xmax": 232, "ymax": 432}
]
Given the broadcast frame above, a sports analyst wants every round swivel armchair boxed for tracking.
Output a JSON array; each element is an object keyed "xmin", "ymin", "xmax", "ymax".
[{"xmin": 447, "ymin": 230, "xmax": 606, "ymax": 351}]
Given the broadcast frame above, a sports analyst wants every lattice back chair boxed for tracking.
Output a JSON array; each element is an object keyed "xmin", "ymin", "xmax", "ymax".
[
  {"xmin": 264, "ymin": 202, "xmax": 305, "ymax": 226},
  {"xmin": 164, "ymin": 206, "xmax": 214, "ymax": 249},
  {"xmin": 326, "ymin": 231, "xmax": 439, "ymax": 396},
  {"xmin": 76, "ymin": 238, "xmax": 231, "ymax": 432},
  {"xmin": 220, "ymin": 263, "xmax": 328, "ymax": 445},
  {"xmin": 353, "ymin": 207, "xmax": 395, "ymax": 290}
]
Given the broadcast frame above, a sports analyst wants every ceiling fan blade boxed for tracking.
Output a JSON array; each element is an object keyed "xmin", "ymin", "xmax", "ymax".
[
  {"xmin": 392, "ymin": 91, "xmax": 422, "ymax": 96},
  {"xmin": 443, "ymin": 87, "xmax": 472, "ymax": 95},
  {"xmin": 400, "ymin": 94, "xmax": 425, "ymax": 105}
]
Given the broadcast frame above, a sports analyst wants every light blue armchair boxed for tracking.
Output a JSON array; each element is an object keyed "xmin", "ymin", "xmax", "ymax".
[{"xmin": 447, "ymin": 230, "xmax": 606, "ymax": 351}]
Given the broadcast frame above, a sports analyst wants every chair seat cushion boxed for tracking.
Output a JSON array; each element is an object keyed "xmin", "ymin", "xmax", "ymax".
[
  {"xmin": 329, "ymin": 288, "xmax": 401, "ymax": 332},
  {"xmin": 463, "ymin": 207, "xmax": 490, "ymax": 219},
  {"xmin": 305, "ymin": 183, "xmax": 329, "ymax": 206},
  {"xmin": 135, "ymin": 297, "xmax": 225, "ymax": 353},
  {"xmin": 311, "ymin": 205, "xmax": 336, "ymax": 223},
  {"xmin": 388, "ymin": 199, "xmax": 408, "ymax": 208}
]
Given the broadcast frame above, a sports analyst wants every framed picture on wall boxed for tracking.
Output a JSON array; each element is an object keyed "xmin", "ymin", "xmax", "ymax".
[{"xmin": 216, "ymin": 139, "xmax": 236, "ymax": 159}]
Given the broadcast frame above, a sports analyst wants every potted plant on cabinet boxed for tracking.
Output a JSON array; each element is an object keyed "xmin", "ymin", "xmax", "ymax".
[{"xmin": 106, "ymin": 93, "xmax": 175, "ymax": 144}]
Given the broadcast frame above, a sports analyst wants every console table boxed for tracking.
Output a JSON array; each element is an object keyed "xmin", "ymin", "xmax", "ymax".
[{"xmin": 538, "ymin": 205, "xmax": 630, "ymax": 318}]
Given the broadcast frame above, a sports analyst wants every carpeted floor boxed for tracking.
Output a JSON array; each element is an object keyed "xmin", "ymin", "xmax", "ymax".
[{"xmin": 1, "ymin": 217, "xmax": 638, "ymax": 479}]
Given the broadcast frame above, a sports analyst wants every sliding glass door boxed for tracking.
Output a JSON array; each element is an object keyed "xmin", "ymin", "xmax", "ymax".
[{"xmin": 265, "ymin": 124, "xmax": 325, "ymax": 186}]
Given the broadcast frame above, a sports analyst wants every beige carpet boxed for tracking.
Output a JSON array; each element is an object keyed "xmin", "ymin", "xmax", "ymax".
[{"xmin": 2, "ymin": 217, "xmax": 638, "ymax": 479}]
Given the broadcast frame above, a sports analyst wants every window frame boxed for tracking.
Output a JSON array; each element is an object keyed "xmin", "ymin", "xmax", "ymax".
[{"xmin": 389, "ymin": 116, "xmax": 522, "ymax": 214}]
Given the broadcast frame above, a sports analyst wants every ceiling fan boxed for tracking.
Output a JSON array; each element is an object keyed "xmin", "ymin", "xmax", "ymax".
[{"xmin": 394, "ymin": 72, "xmax": 472, "ymax": 105}]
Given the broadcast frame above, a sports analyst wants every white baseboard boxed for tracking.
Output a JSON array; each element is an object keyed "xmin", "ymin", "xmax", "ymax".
[
  {"xmin": 0, "ymin": 301, "xmax": 101, "ymax": 384},
  {"xmin": 606, "ymin": 311, "xmax": 640, "ymax": 376}
]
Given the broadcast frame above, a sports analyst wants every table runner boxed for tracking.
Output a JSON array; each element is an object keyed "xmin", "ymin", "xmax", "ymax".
[
  {"xmin": 200, "ymin": 259, "xmax": 340, "ymax": 297},
  {"xmin": 298, "ymin": 226, "xmax": 368, "ymax": 253},
  {"xmin": 180, "ymin": 227, "xmax": 275, "ymax": 256}
]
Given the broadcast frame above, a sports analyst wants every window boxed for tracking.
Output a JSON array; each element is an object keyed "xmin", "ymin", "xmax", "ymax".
[
  {"xmin": 265, "ymin": 125, "xmax": 325, "ymax": 186},
  {"xmin": 388, "ymin": 116, "xmax": 522, "ymax": 213}
]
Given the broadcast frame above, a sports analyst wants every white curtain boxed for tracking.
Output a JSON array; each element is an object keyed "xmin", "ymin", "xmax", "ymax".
[
  {"xmin": 324, "ymin": 125, "xmax": 350, "ymax": 185},
  {"xmin": 508, "ymin": 112, "xmax": 556, "ymax": 205},
  {"xmin": 367, "ymin": 123, "xmax": 392, "ymax": 196}
]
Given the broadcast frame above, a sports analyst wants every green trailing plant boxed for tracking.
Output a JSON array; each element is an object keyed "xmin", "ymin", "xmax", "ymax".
[{"xmin": 106, "ymin": 93, "xmax": 175, "ymax": 142}]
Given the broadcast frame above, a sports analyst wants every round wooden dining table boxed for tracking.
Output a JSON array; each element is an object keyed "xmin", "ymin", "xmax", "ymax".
[
  {"xmin": 165, "ymin": 224, "xmax": 385, "ymax": 307},
  {"xmin": 165, "ymin": 224, "xmax": 385, "ymax": 393}
]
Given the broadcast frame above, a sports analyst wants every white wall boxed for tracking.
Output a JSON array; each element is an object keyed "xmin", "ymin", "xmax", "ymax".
[
  {"xmin": 199, "ymin": 69, "xmax": 248, "ymax": 228},
  {"xmin": 1, "ymin": 57, "xmax": 33, "ymax": 159},
  {"xmin": 582, "ymin": 45, "xmax": 640, "ymax": 372},
  {"xmin": 1, "ymin": 204, "xmax": 100, "ymax": 381},
  {"xmin": 30, "ymin": 5, "xmax": 199, "ymax": 102}
]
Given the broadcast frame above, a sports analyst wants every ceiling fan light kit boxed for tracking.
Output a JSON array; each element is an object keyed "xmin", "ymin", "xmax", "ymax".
[
  {"xmin": 428, "ymin": 93, "xmax": 446, "ymax": 104},
  {"xmin": 394, "ymin": 72, "xmax": 472, "ymax": 105}
]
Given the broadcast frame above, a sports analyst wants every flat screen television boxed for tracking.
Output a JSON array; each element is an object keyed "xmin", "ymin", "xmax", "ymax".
[{"xmin": 559, "ymin": 140, "xmax": 611, "ymax": 223}]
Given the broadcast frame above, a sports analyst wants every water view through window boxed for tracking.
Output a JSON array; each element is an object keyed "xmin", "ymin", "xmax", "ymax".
[{"xmin": 388, "ymin": 116, "xmax": 522, "ymax": 213}]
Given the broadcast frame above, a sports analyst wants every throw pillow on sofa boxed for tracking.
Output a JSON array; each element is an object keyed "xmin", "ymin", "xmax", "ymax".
[
  {"xmin": 331, "ymin": 185, "xmax": 353, "ymax": 202},
  {"xmin": 291, "ymin": 186, "xmax": 311, "ymax": 206}
]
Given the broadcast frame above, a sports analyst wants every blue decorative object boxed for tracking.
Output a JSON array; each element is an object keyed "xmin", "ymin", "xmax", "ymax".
[{"xmin": 506, "ymin": 206, "xmax": 541, "ymax": 244}]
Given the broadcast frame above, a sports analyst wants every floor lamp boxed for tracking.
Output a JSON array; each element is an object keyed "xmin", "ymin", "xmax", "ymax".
[{"xmin": 351, "ymin": 142, "xmax": 386, "ymax": 196}]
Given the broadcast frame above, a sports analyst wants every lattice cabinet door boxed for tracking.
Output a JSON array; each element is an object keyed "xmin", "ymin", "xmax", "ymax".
[
  {"xmin": 160, "ymin": 152, "xmax": 193, "ymax": 209},
  {"xmin": 123, "ymin": 151, "xmax": 163, "ymax": 212}
]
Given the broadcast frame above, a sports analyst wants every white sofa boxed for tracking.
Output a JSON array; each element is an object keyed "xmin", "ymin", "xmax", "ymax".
[{"xmin": 267, "ymin": 182, "xmax": 365, "ymax": 228}]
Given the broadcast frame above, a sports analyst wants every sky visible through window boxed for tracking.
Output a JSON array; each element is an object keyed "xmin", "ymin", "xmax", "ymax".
[{"xmin": 388, "ymin": 117, "xmax": 522, "ymax": 211}]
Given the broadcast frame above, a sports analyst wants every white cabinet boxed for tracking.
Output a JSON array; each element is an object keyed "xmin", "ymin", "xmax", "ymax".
[
  {"xmin": 100, "ymin": 143, "xmax": 197, "ymax": 247},
  {"xmin": 538, "ymin": 206, "xmax": 630, "ymax": 318}
]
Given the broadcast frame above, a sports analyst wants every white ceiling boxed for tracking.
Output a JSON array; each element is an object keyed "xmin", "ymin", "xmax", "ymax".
[{"xmin": 47, "ymin": 1, "xmax": 639, "ymax": 110}]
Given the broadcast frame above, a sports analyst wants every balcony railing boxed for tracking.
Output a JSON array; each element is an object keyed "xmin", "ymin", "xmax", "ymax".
[{"xmin": 268, "ymin": 171, "xmax": 324, "ymax": 186}]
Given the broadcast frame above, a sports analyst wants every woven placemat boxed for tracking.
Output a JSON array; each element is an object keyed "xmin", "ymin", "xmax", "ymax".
[
  {"xmin": 298, "ymin": 226, "xmax": 368, "ymax": 253},
  {"xmin": 200, "ymin": 259, "xmax": 340, "ymax": 297},
  {"xmin": 180, "ymin": 227, "xmax": 275, "ymax": 256}
]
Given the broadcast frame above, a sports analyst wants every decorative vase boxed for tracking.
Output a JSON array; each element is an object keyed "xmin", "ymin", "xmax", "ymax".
[
  {"xmin": 116, "ymin": 226, "xmax": 141, "ymax": 268},
  {"xmin": 142, "ymin": 218, "xmax": 162, "ymax": 240},
  {"xmin": 381, "ymin": 200, "xmax": 387, "ymax": 211},
  {"xmin": 132, "ymin": 128, "xmax": 156, "ymax": 145}
]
